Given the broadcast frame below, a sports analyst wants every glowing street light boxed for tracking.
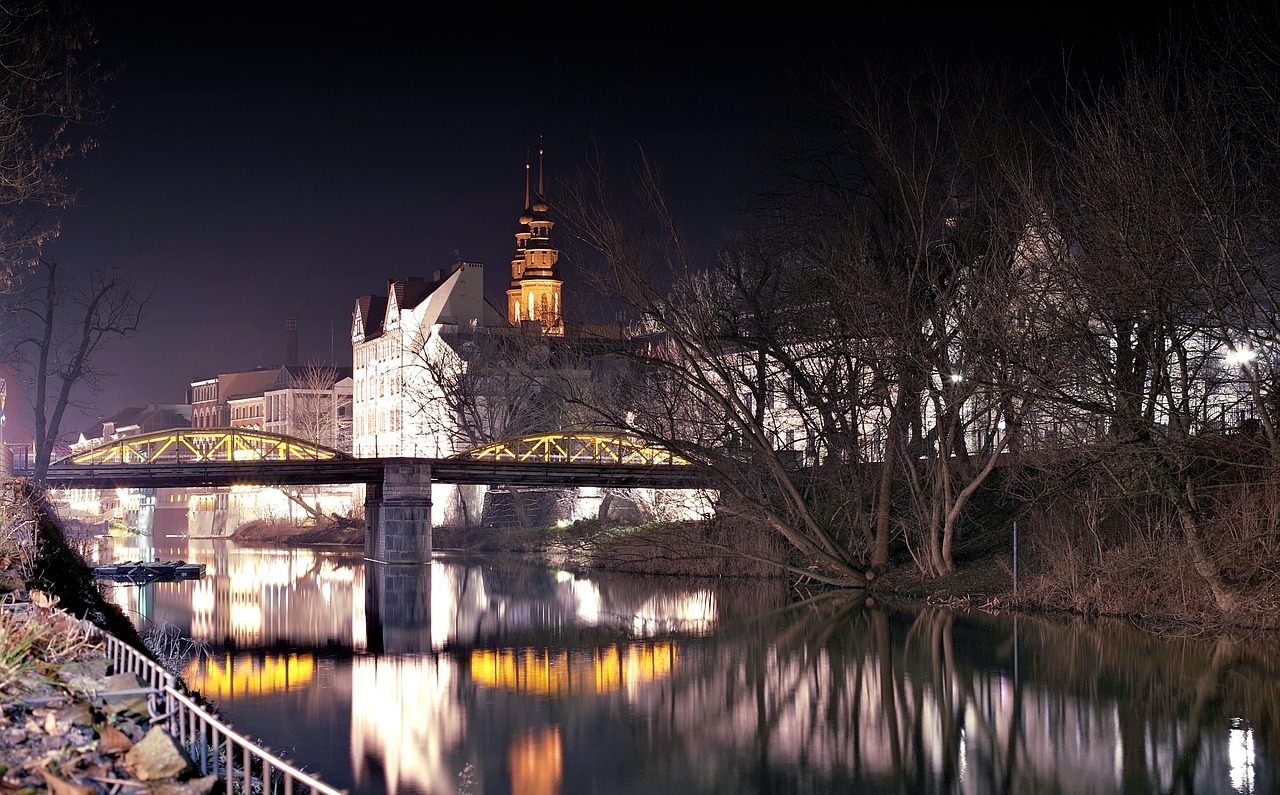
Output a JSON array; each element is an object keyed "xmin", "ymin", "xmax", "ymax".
[{"xmin": 1225, "ymin": 346, "xmax": 1257, "ymax": 368}]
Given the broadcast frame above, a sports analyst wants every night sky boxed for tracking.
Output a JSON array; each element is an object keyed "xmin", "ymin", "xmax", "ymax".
[{"xmin": 24, "ymin": 2, "xmax": 1178, "ymax": 438}]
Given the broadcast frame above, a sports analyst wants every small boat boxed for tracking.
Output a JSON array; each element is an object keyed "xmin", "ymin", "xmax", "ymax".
[{"xmin": 92, "ymin": 560, "xmax": 206, "ymax": 583}]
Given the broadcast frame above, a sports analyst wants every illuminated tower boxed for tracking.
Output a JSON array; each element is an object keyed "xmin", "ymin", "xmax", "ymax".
[{"xmin": 506, "ymin": 144, "xmax": 563, "ymax": 335}]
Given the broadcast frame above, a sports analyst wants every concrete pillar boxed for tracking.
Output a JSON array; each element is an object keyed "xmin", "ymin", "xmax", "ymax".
[{"xmin": 365, "ymin": 461, "xmax": 432, "ymax": 563}]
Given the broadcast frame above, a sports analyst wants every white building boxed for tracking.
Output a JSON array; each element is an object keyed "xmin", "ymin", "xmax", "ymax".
[{"xmin": 351, "ymin": 261, "xmax": 507, "ymax": 526}]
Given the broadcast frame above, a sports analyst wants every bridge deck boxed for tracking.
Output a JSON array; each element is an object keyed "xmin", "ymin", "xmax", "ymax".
[{"xmin": 32, "ymin": 457, "xmax": 707, "ymax": 490}]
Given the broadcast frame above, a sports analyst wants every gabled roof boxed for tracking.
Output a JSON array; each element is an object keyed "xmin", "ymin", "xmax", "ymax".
[
  {"xmin": 355, "ymin": 262, "xmax": 502, "ymax": 344},
  {"xmin": 219, "ymin": 369, "xmax": 282, "ymax": 403},
  {"xmin": 352, "ymin": 295, "xmax": 389, "ymax": 342}
]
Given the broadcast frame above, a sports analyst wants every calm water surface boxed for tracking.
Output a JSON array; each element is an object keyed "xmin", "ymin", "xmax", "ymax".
[{"xmin": 92, "ymin": 534, "xmax": 1277, "ymax": 794}]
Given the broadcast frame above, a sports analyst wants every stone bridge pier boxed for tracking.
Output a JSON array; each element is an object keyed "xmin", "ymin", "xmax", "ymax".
[{"xmin": 365, "ymin": 461, "xmax": 432, "ymax": 564}]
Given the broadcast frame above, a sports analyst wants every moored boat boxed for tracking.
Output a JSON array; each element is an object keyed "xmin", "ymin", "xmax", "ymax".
[{"xmin": 92, "ymin": 559, "xmax": 206, "ymax": 583}]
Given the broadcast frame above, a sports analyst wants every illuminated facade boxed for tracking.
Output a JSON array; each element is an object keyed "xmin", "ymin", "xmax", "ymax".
[
  {"xmin": 350, "ymin": 262, "xmax": 504, "ymax": 524},
  {"xmin": 506, "ymin": 146, "xmax": 564, "ymax": 335}
]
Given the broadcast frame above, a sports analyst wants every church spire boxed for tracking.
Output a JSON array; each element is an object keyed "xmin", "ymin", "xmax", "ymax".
[{"xmin": 506, "ymin": 138, "xmax": 564, "ymax": 335}]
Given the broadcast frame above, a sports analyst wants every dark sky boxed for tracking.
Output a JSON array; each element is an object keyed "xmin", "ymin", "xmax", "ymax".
[{"xmin": 27, "ymin": 2, "xmax": 1179, "ymax": 437}]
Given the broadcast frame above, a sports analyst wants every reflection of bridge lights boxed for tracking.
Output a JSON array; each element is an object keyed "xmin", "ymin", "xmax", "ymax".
[
  {"xmin": 470, "ymin": 643, "xmax": 677, "ymax": 698},
  {"xmin": 571, "ymin": 578, "xmax": 601, "ymax": 623},
  {"xmin": 350, "ymin": 655, "xmax": 463, "ymax": 795},
  {"xmin": 509, "ymin": 726, "xmax": 562, "ymax": 795},
  {"xmin": 182, "ymin": 653, "xmax": 315, "ymax": 699},
  {"xmin": 191, "ymin": 581, "xmax": 214, "ymax": 614}
]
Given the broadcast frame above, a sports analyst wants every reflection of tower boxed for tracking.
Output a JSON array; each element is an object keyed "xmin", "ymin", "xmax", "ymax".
[
  {"xmin": 284, "ymin": 315, "xmax": 299, "ymax": 366},
  {"xmin": 506, "ymin": 142, "xmax": 564, "ymax": 335},
  {"xmin": 364, "ymin": 562, "xmax": 432, "ymax": 655}
]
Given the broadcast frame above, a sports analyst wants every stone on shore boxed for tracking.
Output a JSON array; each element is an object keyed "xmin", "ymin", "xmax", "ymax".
[{"xmin": 124, "ymin": 726, "xmax": 195, "ymax": 781}]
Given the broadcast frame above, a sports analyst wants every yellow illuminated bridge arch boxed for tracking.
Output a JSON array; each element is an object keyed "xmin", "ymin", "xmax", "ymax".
[
  {"xmin": 59, "ymin": 428, "xmax": 351, "ymax": 466},
  {"xmin": 452, "ymin": 433, "xmax": 691, "ymax": 466},
  {"xmin": 56, "ymin": 428, "xmax": 690, "ymax": 468}
]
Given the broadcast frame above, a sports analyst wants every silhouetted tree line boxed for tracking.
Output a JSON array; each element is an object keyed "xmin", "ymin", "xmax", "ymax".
[{"xmin": 552, "ymin": 7, "xmax": 1280, "ymax": 618}]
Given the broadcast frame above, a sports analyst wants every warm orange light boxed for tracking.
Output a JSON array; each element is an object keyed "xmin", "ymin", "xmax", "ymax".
[
  {"xmin": 182, "ymin": 653, "xmax": 315, "ymax": 699},
  {"xmin": 509, "ymin": 726, "xmax": 563, "ymax": 795},
  {"xmin": 470, "ymin": 643, "xmax": 676, "ymax": 697}
]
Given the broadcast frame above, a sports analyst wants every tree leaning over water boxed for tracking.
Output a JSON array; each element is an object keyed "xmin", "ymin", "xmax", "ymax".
[{"xmin": 558, "ymin": 63, "xmax": 1046, "ymax": 586}]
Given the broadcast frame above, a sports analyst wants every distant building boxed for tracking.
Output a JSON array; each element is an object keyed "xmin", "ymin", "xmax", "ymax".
[
  {"xmin": 351, "ymin": 261, "xmax": 504, "ymax": 458},
  {"xmin": 73, "ymin": 403, "xmax": 193, "ymax": 451},
  {"xmin": 188, "ymin": 364, "xmax": 353, "ymax": 451},
  {"xmin": 189, "ymin": 368, "xmax": 280, "ymax": 428},
  {"xmin": 263, "ymin": 364, "xmax": 354, "ymax": 452}
]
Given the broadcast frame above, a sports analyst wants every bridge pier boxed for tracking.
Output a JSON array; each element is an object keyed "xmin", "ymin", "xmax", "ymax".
[{"xmin": 365, "ymin": 461, "xmax": 432, "ymax": 564}]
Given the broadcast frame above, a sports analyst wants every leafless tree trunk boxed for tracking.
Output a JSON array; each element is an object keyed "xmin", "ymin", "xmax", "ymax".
[
  {"xmin": 558, "ymin": 153, "xmax": 871, "ymax": 587},
  {"xmin": 11, "ymin": 259, "xmax": 144, "ymax": 480},
  {"xmin": 1030, "ymin": 54, "xmax": 1252, "ymax": 611},
  {"xmin": 739, "ymin": 62, "xmax": 1046, "ymax": 578},
  {"xmin": 284, "ymin": 361, "xmax": 341, "ymax": 447}
]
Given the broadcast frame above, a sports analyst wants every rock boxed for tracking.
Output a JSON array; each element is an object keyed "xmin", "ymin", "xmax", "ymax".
[
  {"xmin": 100, "ymin": 672, "xmax": 152, "ymax": 718},
  {"xmin": 44, "ymin": 701, "xmax": 94, "ymax": 735},
  {"xmin": 56, "ymin": 657, "xmax": 112, "ymax": 694},
  {"xmin": 146, "ymin": 774, "xmax": 218, "ymax": 795},
  {"xmin": 125, "ymin": 726, "xmax": 194, "ymax": 781}
]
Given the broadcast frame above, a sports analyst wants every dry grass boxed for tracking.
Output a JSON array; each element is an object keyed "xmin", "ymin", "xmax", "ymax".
[
  {"xmin": 582, "ymin": 517, "xmax": 791, "ymax": 578},
  {"xmin": 0, "ymin": 602, "xmax": 101, "ymax": 695},
  {"xmin": 0, "ymin": 480, "xmax": 39, "ymax": 583}
]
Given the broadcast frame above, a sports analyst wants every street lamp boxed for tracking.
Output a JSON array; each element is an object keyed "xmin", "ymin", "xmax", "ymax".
[{"xmin": 1224, "ymin": 346, "xmax": 1257, "ymax": 369}]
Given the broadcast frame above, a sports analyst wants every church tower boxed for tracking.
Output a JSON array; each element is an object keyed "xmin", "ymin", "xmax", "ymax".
[{"xmin": 507, "ymin": 144, "xmax": 564, "ymax": 335}]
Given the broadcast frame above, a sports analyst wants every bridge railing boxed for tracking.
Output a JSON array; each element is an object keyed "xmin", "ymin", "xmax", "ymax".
[{"xmin": 458, "ymin": 432, "xmax": 692, "ymax": 466}]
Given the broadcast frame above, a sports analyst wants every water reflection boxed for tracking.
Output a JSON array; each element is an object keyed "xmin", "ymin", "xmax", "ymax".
[
  {"xmin": 350, "ymin": 655, "xmax": 464, "ymax": 795},
  {"xmin": 104, "ymin": 536, "xmax": 1280, "ymax": 794},
  {"xmin": 184, "ymin": 653, "xmax": 315, "ymax": 699}
]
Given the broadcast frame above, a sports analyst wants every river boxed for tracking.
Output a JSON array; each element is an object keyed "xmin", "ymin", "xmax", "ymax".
[{"xmin": 87, "ymin": 533, "xmax": 1276, "ymax": 794}]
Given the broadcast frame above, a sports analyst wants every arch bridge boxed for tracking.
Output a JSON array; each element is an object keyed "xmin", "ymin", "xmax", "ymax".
[
  {"xmin": 61, "ymin": 427, "xmax": 350, "ymax": 466},
  {"xmin": 33, "ymin": 427, "xmax": 705, "ymax": 566},
  {"xmin": 454, "ymin": 432, "xmax": 690, "ymax": 466},
  {"xmin": 37, "ymin": 427, "xmax": 699, "ymax": 489}
]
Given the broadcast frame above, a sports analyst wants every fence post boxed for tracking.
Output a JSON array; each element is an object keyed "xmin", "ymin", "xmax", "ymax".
[{"xmin": 1013, "ymin": 519, "xmax": 1018, "ymax": 595}]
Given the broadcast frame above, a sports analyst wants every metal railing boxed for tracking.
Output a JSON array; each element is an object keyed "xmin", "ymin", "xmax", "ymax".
[{"xmin": 87, "ymin": 619, "xmax": 345, "ymax": 795}]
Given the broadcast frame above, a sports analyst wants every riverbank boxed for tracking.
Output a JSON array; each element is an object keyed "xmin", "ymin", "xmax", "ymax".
[
  {"xmin": 0, "ymin": 481, "xmax": 226, "ymax": 794},
  {"xmin": 222, "ymin": 513, "xmax": 1279, "ymax": 631}
]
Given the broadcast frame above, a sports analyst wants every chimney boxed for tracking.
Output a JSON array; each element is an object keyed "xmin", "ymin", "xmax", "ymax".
[{"xmin": 284, "ymin": 315, "xmax": 299, "ymax": 366}]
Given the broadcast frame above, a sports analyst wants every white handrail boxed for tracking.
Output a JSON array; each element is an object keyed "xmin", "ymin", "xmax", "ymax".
[{"xmin": 91, "ymin": 622, "xmax": 346, "ymax": 795}]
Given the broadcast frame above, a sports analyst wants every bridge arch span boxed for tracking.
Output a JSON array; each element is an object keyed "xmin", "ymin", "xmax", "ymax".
[
  {"xmin": 58, "ymin": 427, "xmax": 352, "ymax": 466},
  {"xmin": 453, "ymin": 432, "xmax": 691, "ymax": 466}
]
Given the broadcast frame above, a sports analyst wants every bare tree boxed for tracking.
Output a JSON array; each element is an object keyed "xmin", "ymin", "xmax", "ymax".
[
  {"xmin": 406, "ymin": 322, "xmax": 584, "ymax": 528},
  {"xmin": 558, "ymin": 153, "xmax": 877, "ymax": 588},
  {"xmin": 0, "ymin": 3, "xmax": 108, "ymax": 290},
  {"xmin": 1028, "ymin": 51, "xmax": 1263, "ymax": 612},
  {"xmin": 406, "ymin": 324, "xmax": 570, "ymax": 454},
  {"xmin": 12, "ymin": 259, "xmax": 145, "ymax": 480},
  {"xmin": 283, "ymin": 361, "xmax": 343, "ymax": 448},
  {"xmin": 806, "ymin": 63, "xmax": 1044, "ymax": 577}
]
